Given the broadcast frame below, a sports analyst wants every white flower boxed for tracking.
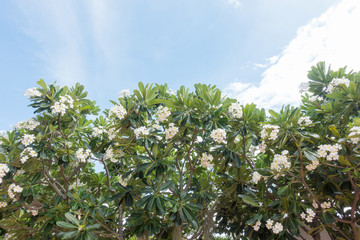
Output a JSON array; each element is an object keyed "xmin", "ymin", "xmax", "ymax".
[
  {"xmin": 326, "ymin": 77, "xmax": 350, "ymax": 93},
  {"xmin": 300, "ymin": 212, "xmax": 306, "ymax": 219},
  {"xmin": 321, "ymin": 201, "xmax": 331, "ymax": 209},
  {"xmin": 253, "ymin": 220, "xmax": 261, "ymax": 231},
  {"xmin": 348, "ymin": 126, "xmax": 360, "ymax": 144},
  {"xmin": 134, "ymin": 126, "xmax": 150, "ymax": 139},
  {"xmin": 24, "ymin": 87, "xmax": 42, "ymax": 98},
  {"xmin": 8, "ymin": 183, "xmax": 23, "ymax": 199},
  {"xmin": 109, "ymin": 105, "xmax": 127, "ymax": 120},
  {"xmin": 20, "ymin": 147, "xmax": 38, "ymax": 163},
  {"xmin": 104, "ymin": 147, "xmax": 124, "ymax": 163},
  {"xmin": 15, "ymin": 118, "xmax": 40, "ymax": 130},
  {"xmin": 260, "ymin": 125, "xmax": 280, "ymax": 141},
  {"xmin": 312, "ymin": 200, "xmax": 319, "ymax": 209},
  {"xmin": 299, "ymin": 82, "xmax": 310, "ymax": 94},
  {"xmin": 308, "ymin": 95, "xmax": 323, "ymax": 102},
  {"xmin": 270, "ymin": 151, "xmax": 290, "ymax": 172},
  {"xmin": 266, "ymin": 219, "xmax": 274, "ymax": 229},
  {"xmin": 252, "ymin": 172, "xmax": 262, "ymax": 184},
  {"xmin": 156, "ymin": 106, "xmax": 171, "ymax": 123},
  {"xmin": 0, "ymin": 163, "xmax": 10, "ymax": 178},
  {"xmin": 21, "ymin": 134, "xmax": 36, "ymax": 146},
  {"xmin": 75, "ymin": 148, "xmax": 93, "ymax": 163},
  {"xmin": 200, "ymin": 153, "xmax": 213, "ymax": 169},
  {"xmin": 298, "ymin": 116, "xmax": 312, "ymax": 130},
  {"xmin": 272, "ymin": 222, "xmax": 283, "ymax": 234},
  {"xmin": 92, "ymin": 126, "xmax": 106, "ymax": 137},
  {"xmin": 306, "ymin": 160, "xmax": 319, "ymax": 171},
  {"xmin": 305, "ymin": 215, "xmax": 313, "ymax": 222},
  {"xmin": 228, "ymin": 103, "xmax": 242, "ymax": 118},
  {"xmin": 51, "ymin": 95, "xmax": 74, "ymax": 116},
  {"xmin": 258, "ymin": 142, "xmax": 266, "ymax": 153},
  {"xmin": 108, "ymin": 127, "xmax": 118, "ymax": 140},
  {"xmin": 165, "ymin": 123, "xmax": 179, "ymax": 140},
  {"xmin": 306, "ymin": 208, "xmax": 315, "ymax": 218},
  {"xmin": 210, "ymin": 129, "xmax": 226, "ymax": 144},
  {"xmin": 0, "ymin": 202, "xmax": 7, "ymax": 208},
  {"xmin": 119, "ymin": 89, "xmax": 130, "ymax": 98},
  {"xmin": 317, "ymin": 144, "xmax": 342, "ymax": 161}
]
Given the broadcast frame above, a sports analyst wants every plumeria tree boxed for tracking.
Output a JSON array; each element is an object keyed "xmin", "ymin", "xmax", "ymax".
[{"xmin": 0, "ymin": 62, "xmax": 359, "ymax": 240}]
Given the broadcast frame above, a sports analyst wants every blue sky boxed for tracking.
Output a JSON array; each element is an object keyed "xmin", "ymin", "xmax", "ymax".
[{"xmin": 2, "ymin": 0, "xmax": 359, "ymax": 130}]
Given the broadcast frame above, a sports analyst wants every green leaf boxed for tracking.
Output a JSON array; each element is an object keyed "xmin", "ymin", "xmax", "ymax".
[
  {"xmin": 65, "ymin": 212, "xmax": 80, "ymax": 226},
  {"xmin": 31, "ymin": 172, "xmax": 42, "ymax": 184},
  {"xmin": 56, "ymin": 221, "xmax": 77, "ymax": 229},
  {"xmin": 58, "ymin": 230, "xmax": 79, "ymax": 239},
  {"xmin": 338, "ymin": 156, "xmax": 351, "ymax": 166},
  {"xmin": 303, "ymin": 150, "xmax": 318, "ymax": 161},
  {"xmin": 239, "ymin": 195, "xmax": 259, "ymax": 207},
  {"xmin": 85, "ymin": 224, "xmax": 101, "ymax": 230},
  {"xmin": 329, "ymin": 125, "xmax": 340, "ymax": 138},
  {"xmin": 277, "ymin": 185, "xmax": 289, "ymax": 196}
]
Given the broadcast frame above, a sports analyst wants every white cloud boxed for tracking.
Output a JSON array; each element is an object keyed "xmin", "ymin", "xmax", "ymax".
[
  {"xmin": 17, "ymin": 1, "xmax": 87, "ymax": 85},
  {"xmin": 228, "ymin": 0, "xmax": 242, "ymax": 9},
  {"xmin": 224, "ymin": 0, "xmax": 360, "ymax": 109}
]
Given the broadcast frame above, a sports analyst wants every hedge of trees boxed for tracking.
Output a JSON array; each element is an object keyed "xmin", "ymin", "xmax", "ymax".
[{"xmin": 0, "ymin": 62, "xmax": 359, "ymax": 240}]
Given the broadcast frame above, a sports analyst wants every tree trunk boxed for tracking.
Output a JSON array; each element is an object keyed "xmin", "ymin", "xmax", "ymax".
[{"xmin": 172, "ymin": 225, "xmax": 183, "ymax": 240}]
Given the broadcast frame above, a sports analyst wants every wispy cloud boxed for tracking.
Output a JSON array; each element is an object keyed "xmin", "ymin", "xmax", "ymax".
[
  {"xmin": 224, "ymin": 0, "xmax": 360, "ymax": 110},
  {"xmin": 16, "ymin": 1, "xmax": 87, "ymax": 85},
  {"xmin": 228, "ymin": 0, "xmax": 242, "ymax": 9}
]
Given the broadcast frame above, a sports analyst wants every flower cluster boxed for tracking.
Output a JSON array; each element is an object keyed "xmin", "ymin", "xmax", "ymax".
[
  {"xmin": 0, "ymin": 202, "xmax": 7, "ymax": 208},
  {"xmin": 134, "ymin": 126, "xmax": 150, "ymax": 139},
  {"xmin": 0, "ymin": 163, "xmax": 10, "ymax": 183},
  {"xmin": 317, "ymin": 144, "xmax": 342, "ymax": 161},
  {"xmin": 300, "ymin": 208, "xmax": 316, "ymax": 223},
  {"xmin": 151, "ymin": 122, "xmax": 162, "ymax": 131},
  {"xmin": 253, "ymin": 220, "xmax": 261, "ymax": 231},
  {"xmin": 321, "ymin": 201, "xmax": 331, "ymax": 209},
  {"xmin": 348, "ymin": 126, "xmax": 360, "ymax": 144},
  {"xmin": 308, "ymin": 95, "xmax": 323, "ymax": 102},
  {"xmin": 21, "ymin": 134, "xmax": 36, "ymax": 146},
  {"xmin": 252, "ymin": 172, "xmax": 262, "ymax": 184},
  {"xmin": 109, "ymin": 105, "xmax": 127, "ymax": 120},
  {"xmin": 156, "ymin": 106, "xmax": 171, "ymax": 122},
  {"xmin": 20, "ymin": 147, "xmax": 37, "ymax": 164},
  {"xmin": 75, "ymin": 148, "xmax": 93, "ymax": 163},
  {"xmin": 270, "ymin": 150, "xmax": 290, "ymax": 172},
  {"xmin": 92, "ymin": 126, "xmax": 106, "ymax": 137},
  {"xmin": 260, "ymin": 124, "xmax": 280, "ymax": 141},
  {"xmin": 266, "ymin": 219, "xmax": 283, "ymax": 234},
  {"xmin": 8, "ymin": 183, "xmax": 23, "ymax": 199},
  {"xmin": 200, "ymin": 153, "xmax": 213, "ymax": 168},
  {"xmin": 104, "ymin": 147, "xmax": 124, "ymax": 163},
  {"xmin": 299, "ymin": 82, "xmax": 310, "ymax": 94},
  {"xmin": 228, "ymin": 102, "xmax": 242, "ymax": 118},
  {"xmin": 51, "ymin": 95, "xmax": 74, "ymax": 115},
  {"xmin": 24, "ymin": 87, "xmax": 42, "ymax": 98},
  {"xmin": 165, "ymin": 123, "xmax": 179, "ymax": 140},
  {"xmin": 210, "ymin": 129, "xmax": 226, "ymax": 144},
  {"xmin": 306, "ymin": 159, "xmax": 319, "ymax": 171},
  {"xmin": 298, "ymin": 116, "xmax": 312, "ymax": 129},
  {"xmin": 119, "ymin": 89, "xmax": 130, "ymax": 98},
  {"xmin": 257, "ymin": 142, "xmax": 267, "ymax": 153},
  {"xmin": 108, "ymin": 127, "xmax": 119, "ymax": 140},
  {"xmin": 325, "ymin": 77, "xmax": 350, "ymax": 93},
  {"xmin": 15, "ymin": 118, "xmax": 40, "ymax": 130}
]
